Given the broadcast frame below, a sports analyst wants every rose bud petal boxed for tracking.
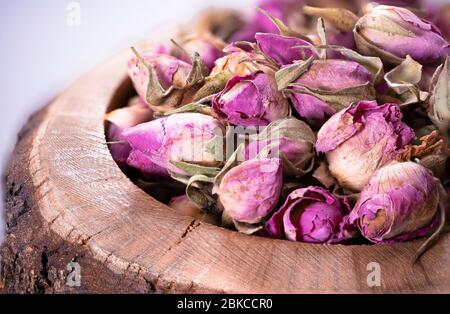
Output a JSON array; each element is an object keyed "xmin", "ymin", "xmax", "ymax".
[
  {"xmin": 349, "ymin": 162, "xmax": 440, "ymax": 243},
  {"xmin": 169, "ymin": 195, "xmax": 217, "ymax": 225},
  {"xmin": 245, "ymin": 118, "xmax": 315, "ymax": 177},
  {"xmin": 354, "ymin": 5, "xmax": 450, "ymax": 65},
  {"xmin": 105, "ymin": 105, "xmax": 153, "ymax": 167},
  {"xmin": 172, "ymin": 33, "xmax": 226, "ymax": 71},
  {"xmin": 288, "ymin": 59, "xmax": 375, "ymax": 126},
  {"xmin": 218, "ymin": 158, "xmax": 283, "ymax": 224},
  {"xmin": 265, "ymin": 186, "xmax": 357, "ymax": 243},
  {"xmin": 211, "ymin": 44, "xmax": 275, "ymax": 77},
  {"xmin": 122, "ymin": 113, "xmax": 224, "ymax": 177},
  {"xmin": 255, "ymin": 33, "xmax": 314, "ymax": 66},
  {"xmin": 316, "ymin": 101, "xmax": 415, "ymax": 192},
  {"xmin": 212, "ymin": 72, "xmax": 289, "ymax": 127}
]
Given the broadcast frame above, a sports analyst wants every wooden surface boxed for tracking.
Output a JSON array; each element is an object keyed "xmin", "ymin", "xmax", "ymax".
[{"xmin": 1, "ymin": 42, "xmax": 450, "ymax": 294}]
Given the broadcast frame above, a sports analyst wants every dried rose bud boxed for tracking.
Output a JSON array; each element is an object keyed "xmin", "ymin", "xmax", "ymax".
[
  {"xmin": 255, "ymin": 32, "xmax": 314, "ymax": 66},
  {"xmin": 172, "ymin": 33, "xmax": 226, "ymax": 71},
  {"xmin": 316, "ymin": 101, "xmax": 415, "ymax": 192},
  {"xmin": 212, "ymin": 72, "xmax": 289, "ymax": 127},
  {"xmin": 218, "ymin": 158, "xmax": 283, "ymax": 224},
  {"xmin": 105, "ymin": 105, "xmax": 153, "ymax": 167},
  {"xmin": 122, "ymin": 113, "xmax": 224, "ymax": 177},
  {"xmin": 211, "ymin": 44, "xmax": 274, "ymax": 77},
  {"xmin": 169, "ymin": 195, "xmax": 217, "ymax": 224},
  {"xmin": 349, "ymin": 162, "xmax": 440, "ymax": 243},
  {"xmin": 265, "ymin": 186, "xmax": 357, "ymax": 243},
  {"xmin": 128, "ymin": 49, "xmax": 207, "ymax": 112},
  {"xmin": 230, "ymin": 0, "xmax": 307, "ymax": 42},
  {"xmin": 354, "ymin": 5, "xmax": 450, "ymax": 65},
  {"xmin": 245, "ymin": 118, "xmax": 315, "ymax": 177},
  {"xmin": 288, "ymin": 59, "xmax": 375, "ymax": 126}
]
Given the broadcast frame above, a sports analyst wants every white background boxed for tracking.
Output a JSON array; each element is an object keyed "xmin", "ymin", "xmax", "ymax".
[{"xmin": 0, "ymin": 0, "xmax": 256, "ymax": 248}]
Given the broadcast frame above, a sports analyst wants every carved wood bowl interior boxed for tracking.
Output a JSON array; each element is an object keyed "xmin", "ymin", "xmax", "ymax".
[{"xmin": 4, "ymin": 35, "xmax": 450, "ymax": 293}]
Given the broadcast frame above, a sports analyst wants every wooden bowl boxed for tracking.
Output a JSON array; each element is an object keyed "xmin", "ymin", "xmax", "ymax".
[{"xmin": 1, "ymin": 34, "xmax": 449, "ymax": 294}]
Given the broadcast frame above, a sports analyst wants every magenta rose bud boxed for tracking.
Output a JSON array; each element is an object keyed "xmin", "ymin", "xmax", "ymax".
[
  {"xmin": 244, "ymin": 118, "xmax": 315, "ymax": 177},
  {"xmin": 105, "ymin": 106, "xmax": 153, "ymax": 167},
  {"xmin": 218, "ymin": 158, "xmax": 283, "ymax": 224},
  {"xmin": 316, "ymin": 101, "xmax": 415, "ymax": 192},
  {"xmin": 212, "ymin": 72, "xmax": 289, "ymax": 127},
  {"xmin": 355, "ymin": 5, "xmax": 450, "ymax": 64},
  {"xmin": 128, "ymin": 52, "xmax": 192, "ymax": 95},
  {"xmin": 122, "ymin": 113, "xmax": 224, "ymax": 177},
  {"xmin": 173, "ymin": 33, "xmax": 226, "ymax": 71},
  {"xmin": 230, "ymin": 0, "xmax": 304, "ymax": 42},
  {"xmin": 265, "ymin": 186, "xmax": 356, "ymax": 243},
  {"xmin": 349, "ymin": 162, "xmax": 440, "ymax": 243},
  {"xmin": 255, "ymin": 33, "xmax": 314, "ymax": 66},
  {"xmin": 289, "ymin": 59, "xmax": 375, "ymax": 126}
]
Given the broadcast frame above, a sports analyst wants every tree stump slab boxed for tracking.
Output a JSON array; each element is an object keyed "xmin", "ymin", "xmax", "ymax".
[{"xmin": 1, "ymin": 41, "xmax": 449, "ymax": 294}]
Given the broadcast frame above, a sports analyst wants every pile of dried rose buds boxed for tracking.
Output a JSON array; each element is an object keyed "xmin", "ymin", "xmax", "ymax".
[{"xmin": 106, "ymin": 0, "xmax": 450, "ymax": 247}]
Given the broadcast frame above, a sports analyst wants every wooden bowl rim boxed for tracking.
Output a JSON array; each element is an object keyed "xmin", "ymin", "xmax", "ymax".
[{"xmin": 28, "ymin": 38, "xmax": 449, "ymax": 293}]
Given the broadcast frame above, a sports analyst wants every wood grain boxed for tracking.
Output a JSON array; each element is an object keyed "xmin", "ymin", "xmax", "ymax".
[{"xmin": 1, "ymin": 39, "xmax": 449, "ymax": 294}]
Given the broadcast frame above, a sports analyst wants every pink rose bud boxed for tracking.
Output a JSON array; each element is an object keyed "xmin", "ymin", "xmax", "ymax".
[
  {"xmin": 122, "ymin": 113, "xmax": 224, "ymax": 177},
  {"xmin": 244, "ymin": 118, "xmax": 315, "ymax": 177},
  {"xmin": 316, "ymin": 101, "xmax": 415, "ymax": 192},
  {"xmin": 218, "ymin": 158, "xmax": 283, "ymax": 224},
  {"xmin": 105, "ymin": 105, "xmax": 153, "ymax": 168},
  {"xmin": 265, "ymin": 186, "xmax": 357, "ymax": 243},
  {"xmin": 230, "ymin": 0, "xmax": 305, "ymax": 42},
  {"xmin": 288, "ymin": 59, "xmax": 375, "ymax": 126},
  {"xmin": 212, "ymin": 72, "xmax": 289, "ymax": 127},
  {"xmin": 355, "ymin": 5, "xmax": 450, "ymax": 64},
  {"xmin": 255, "ymin": 32, "xmax": 314, "ymax": 66},
  {"xmin": 211, "ymin": 44, "xmax": 275, "ymax": 77},
  {"xmin": 349, "ymin": 162, "xmax": 440, "ymax": 243},
  {"xmin": 128, "ymin": 49, "xmax": 207, "ymax": 112},
  {"xmin": 172, "ymin": 33, "xmax": 226, "ymax": 71}
]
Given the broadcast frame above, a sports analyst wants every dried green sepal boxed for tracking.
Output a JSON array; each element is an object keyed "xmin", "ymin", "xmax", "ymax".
[
  {"xmin": 428, "ymin": 57, "xmax": 450, "ymax": 144},
  {"xmin": 384, "ymin": 55, "xmax": 429, "ymax": 107},
  {"xmin": 164, "ymin": 102, "xmax": 212, "ymax": 116},
  {"xmin": 169, "ymin": 160, "xmax": 221, "ymax": 177},
  {"xmin": 316, "ymin": 18, "xmax": 327, "ymax": 59},
  {"xmin": 275, "ymin": 56, "xmax": 315, "ymax": 91},
  {"xmin": 193, "ymin": 71, "xmax": 233, "ymax": 101},
  {"xmin": 288, "ymin": 81, "xmax": 376, "ymax": 112}
]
